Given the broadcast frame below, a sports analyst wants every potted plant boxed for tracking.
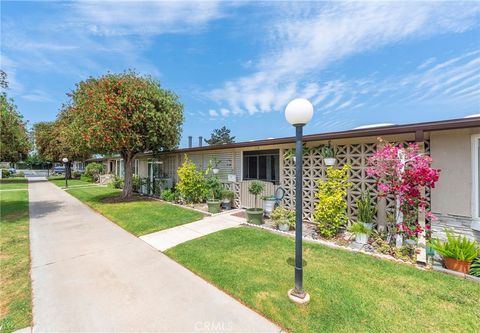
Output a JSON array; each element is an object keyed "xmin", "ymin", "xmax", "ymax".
[
  {"xmin": 221, "ymin": 189, "xmax": 234, "ymax": 210},
  {"xmin": 429, "ymin": 229, "xmax": 480, "ymax": 273},
  {"xmin": 246, "ymin": 181, "xmax": 265, "ymax": 224},
  {"xmin": 348, "ymin": 222, "xmax": 372, "ymax": 245},
  {"xmin": 262, "ymin": 195, "xmax": 276, "ymax": 216},
  {"xmin": 205, "ymin": 176, "xmax": 222, "ymax": 214},
  {"xmin": 208, "ymin": 157, "xmax": 221, "ymax": 175},
  {"xmin": 321, "ymin": 141, "xmax": 336, "ymax": 166},
  {"xmin": 356, "ymin": 192, "xmax": 376, "ymax": 230},
  {"xmin": 271, "ymin": 206, "xmax": 295, "ymax": 231}
]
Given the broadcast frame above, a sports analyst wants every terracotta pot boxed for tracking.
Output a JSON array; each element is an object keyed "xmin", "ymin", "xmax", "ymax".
[{"xmin": 443, "ymin": 257, "xmax": 471, "ymax": 274}]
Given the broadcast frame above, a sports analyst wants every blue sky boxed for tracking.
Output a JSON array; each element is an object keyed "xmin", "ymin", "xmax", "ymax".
[{"xmin": 1, "ymin": 1, "xmax": 479, "ymax": 147}]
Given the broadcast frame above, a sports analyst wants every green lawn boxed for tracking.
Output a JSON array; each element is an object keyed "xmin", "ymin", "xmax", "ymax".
[
  {"xmin": 48, "ymin": 176, "xmax": 94, "ymax": 188},
  {"xmin": 0, "ymin": 178, "xmax": 27, "ymax": 190},
  {"xmin": 0, "ymin": 190, "xmax": 32, "ymax": 333},
  {"xmin": 166, "ymin": 227, "xmax": 480, "ymax": 333},
  {"xmin": 65, "ymin": 186, "xmax": 205, "ymax": 236}
]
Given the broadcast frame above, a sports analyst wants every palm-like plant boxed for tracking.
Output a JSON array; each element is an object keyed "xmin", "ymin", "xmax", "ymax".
[
  {"xmin": 356, "ymin": 192, "xmax": 376, "ymax": 224},
  {"xmin": 429, "ymin": 230, "xmax": 480, "ymax": 262},
  {"xmin": 470, "ymin": 257, "xmax": 480, "ymax": 277}
]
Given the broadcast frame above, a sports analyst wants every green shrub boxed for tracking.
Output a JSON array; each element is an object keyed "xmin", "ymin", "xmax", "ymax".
[
  {"xmin": 248, "ymin": 181, "xmax": 264, "ymax": 208},
  {"xmin": 270, "ymin": 206, "xmax": 295, "ymax": 229},
  {"xmin": 85, "ymin": 162, "xmax": 104, "ymax": 181},
  {"xmin": 221, "ymin": 189, "xmax": 235, "ymax": 202},
  {"xmin": 206, "ymin": 176, "xmax": 223, "ymax": 200},
  {"xmin": 160, "ymin": 189, "xmax": 179, "ymax": 202},
  {"xmin": 132, "ymin": 175, "xmax": 143, "ymax": 192},
  {"xmin": 80, "ymin": 174, "xmax": 94, "ymax": 183},
  {"xmin": 313, "ymin": 165, "xmax": 352, "ymax": 238},
  {"xmin": 16, "ymin": 171, "xmax": 25, "ymax": 178},
  {"xmin": 177, "ymin": 156, "xmax": 207, "ymax": 203},
  {"xmin": 356, "ymin": 192, "xmax": 376, "ymax": 224},
  {"xmin": 72, "ymin": 171, "xmax": 81, "ymax": 179},
  {"xmin": 110, "ymin": 175, "xmax": 124, "ymax": 189},
  {"xmin": 429, "ymin": 229, "xmax": 480, "ymax": 262},
  {"xmin": 1, "ymin": 169, "xmax": 11, "ymax": 178},
  {"xmin": 470, "ymin": 257, "xmax": 480, "ymax": 277}
]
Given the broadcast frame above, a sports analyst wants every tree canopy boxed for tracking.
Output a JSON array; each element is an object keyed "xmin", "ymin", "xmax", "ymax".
[
  {"xmin": 0, "ymin": 70, "xmax": 30, "ymax": 162},
  {"xmin": 204, "ymin": 126, "xmax": 235, "ymax": 145},
  {"xmin": 67, "ymin": 71, "xmax": 184, "ymax": 197}
]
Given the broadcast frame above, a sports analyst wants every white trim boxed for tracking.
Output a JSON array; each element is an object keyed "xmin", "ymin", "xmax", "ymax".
[
  {"xmin": 240, "ymin": 150, "xmax": 244, "ymax": 181},
  {"xmin": 471, "ymin": 134, "xmax": 480, "ymax": 219}
]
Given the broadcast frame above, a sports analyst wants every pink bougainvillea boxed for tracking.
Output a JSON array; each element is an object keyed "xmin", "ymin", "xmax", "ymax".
[{"xmin": 367, "ymin": 141, "xmax": 440, "ymax": 239}]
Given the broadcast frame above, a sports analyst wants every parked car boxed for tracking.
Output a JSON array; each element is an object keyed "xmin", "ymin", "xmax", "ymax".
[{"xmin": 53, "ymin": 166, "xmax": 66, "ymax": 174}]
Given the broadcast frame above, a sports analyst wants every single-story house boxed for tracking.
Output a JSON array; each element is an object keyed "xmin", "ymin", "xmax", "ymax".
[{"xmin": 88, "ymin": 117, "xmax": 480, "ymax": 242}]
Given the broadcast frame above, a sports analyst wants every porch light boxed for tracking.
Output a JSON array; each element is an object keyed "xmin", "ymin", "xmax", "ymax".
[
  {"xmin": 62, "ymin": 157, "xmax": 69, "ymax": 188},
  {"xmin": 285, "ymin": 98, "xmax": 314, "ymax": 126},
  {"xmin": 285, "ymin": 98, "xmax": 312, "ymax": 305}
]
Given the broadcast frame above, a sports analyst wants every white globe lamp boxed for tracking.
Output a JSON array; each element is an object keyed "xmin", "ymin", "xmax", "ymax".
[{"xmin": 285, "ymin": 98, "xmax": 313, "ymax": 126}]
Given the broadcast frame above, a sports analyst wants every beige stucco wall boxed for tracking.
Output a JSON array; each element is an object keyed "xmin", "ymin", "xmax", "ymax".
[{"xmin": 430, "ymin": 128, "xmax": 480, "ymax": 218}]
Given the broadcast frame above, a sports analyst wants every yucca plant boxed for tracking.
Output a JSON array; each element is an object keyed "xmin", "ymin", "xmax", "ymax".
[
  {"xmin": 470, "ymin": 257, "xmax": 480, "ymax": 277},
  {"xmin": 356, "ymin": 192, "xmax": 376, "ymax": 224},
  {"xmin": 429, "ymin": 230, "xmax": 480, "ymax": 262}
]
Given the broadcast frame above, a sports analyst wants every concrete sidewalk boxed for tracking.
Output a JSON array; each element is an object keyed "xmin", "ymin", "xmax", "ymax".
[
  {"xmin": 141, "ymin": 212, "xmax": 244, "ymax": 251},
  {"xmin": 28, "ymin": 178, "xmax": 281, "ymax": 332}
]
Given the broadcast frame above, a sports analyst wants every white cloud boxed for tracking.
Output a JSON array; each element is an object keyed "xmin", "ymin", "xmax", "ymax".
[
  {"xmin": 208, "ymin": 109, "xmax": 219, "ymax": 117},
  {"xmin": 206, "ymin": 1, "xmax": 480, "ymax": 115},
  {"xmin": 220, "ymin": 108, "xmax": 230, "ymax": 117},
  {"xmin": 72, "ymin": 1, "xmax": 227, "ymax": 36},
  {"xmin": 21, "ymin": 89, "xmax": 56, "ymax": 103}
]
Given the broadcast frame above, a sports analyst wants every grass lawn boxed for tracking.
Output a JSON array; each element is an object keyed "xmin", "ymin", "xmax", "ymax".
[
  {"xmin": 66, "ymin": 186, "xmax": 205, "ymax": 236},
  {"xmin": 48, "ymin": 176, "xmax": 94, "ymax": 187},
  {"xmin": 166, "ymin": 227, "xmax": 480, "ymax": 333},
  {"xmin": 0, "ymin": 178, "xmax": 27, "ymax": 190},
  {"xmin": 0, "ymin": 190, "xmax": 32, "ymax": 333}
]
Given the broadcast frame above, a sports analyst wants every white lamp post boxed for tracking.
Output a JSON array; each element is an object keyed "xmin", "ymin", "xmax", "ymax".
[
  {"xmin": 285, "ymin": 98, "xmax": 313, "ymax": 304},
  {"xmin": 62, "ymin": 157, "xmax": 69, "ymax": 188}
]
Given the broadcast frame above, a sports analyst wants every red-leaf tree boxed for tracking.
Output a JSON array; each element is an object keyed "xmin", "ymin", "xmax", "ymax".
[
  {"xmin": 67, "ymin": 71, "xmax": 184, "ymax": 197},
  {"xmin": 33, "ymin": 116, "xmax": 90, "ymax": 179}
]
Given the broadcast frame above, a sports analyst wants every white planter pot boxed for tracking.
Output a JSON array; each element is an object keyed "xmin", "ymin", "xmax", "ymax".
[
  {"xmin": 278, "ymin": 223, "xmax": 290, "ymax": 232},
  {"xmin": 324, "ymin": 157, "xmax": 336, "ymax": 166},
  {"xmin": 263, "ymin": 199, "xmax": 276, "ymax": 216},
  {"xmin": 356, "ymin": 233, "xmax": 369, "ymax": 244},
  {"xmin": 395, "ymin": 234, "xmax": 403, "ymax": 248},
  {"xmin": 212, "ymin": 168, "xmax": 220, "ymax": 174}
]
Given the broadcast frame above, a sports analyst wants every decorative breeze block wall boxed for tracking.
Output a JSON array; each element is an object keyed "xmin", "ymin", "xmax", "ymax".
[{"xmin": 281, "ymin": 141, "xmax": 430, "ymax": 222}]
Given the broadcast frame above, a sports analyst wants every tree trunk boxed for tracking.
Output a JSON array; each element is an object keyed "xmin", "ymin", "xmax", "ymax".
[
  {"xmin": 122, "ymin": 152, "xmax": 134, "ymax": 198},
  {"xmin": 66, "ymin": 161, "xmax": 72, "ymax": 179}
]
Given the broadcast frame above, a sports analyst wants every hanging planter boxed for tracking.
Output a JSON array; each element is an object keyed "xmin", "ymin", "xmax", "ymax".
[
  {"xmin": 324, "ymin": 157, "xmax": 336, "ymax": 166},
  {"xmin": 321, "ymin": 141, "xmax": 337, "ymax": 166},
  {"xmin": 212, "ymin": 168, "xmax": 220, "ymax": 174}
]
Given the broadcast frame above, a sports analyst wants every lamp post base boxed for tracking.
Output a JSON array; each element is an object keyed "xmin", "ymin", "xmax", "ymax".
[{"xmin": 288, "ymin": 289, "xmax": 310, "ymax": 305}]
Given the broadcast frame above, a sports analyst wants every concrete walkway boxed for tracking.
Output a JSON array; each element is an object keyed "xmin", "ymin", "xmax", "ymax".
[
  {"xmin": 28, "ymin": 178, "xmax": 281, "ymax": 332},
  {"xmin": 141, "ymin": 212, "xmax": 244, "ymax": 251}
]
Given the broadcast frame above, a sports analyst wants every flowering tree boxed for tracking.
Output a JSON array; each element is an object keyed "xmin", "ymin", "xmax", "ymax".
[
  {"xmin": 367, "ymin": 141, "xmax": 440, "ymax": 241},
  {"xmin": 67, "ymin": 71, "xmax": 184, "ymax": 197}
]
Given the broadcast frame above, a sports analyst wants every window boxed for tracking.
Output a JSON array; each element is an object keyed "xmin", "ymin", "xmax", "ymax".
[
  {"xmin": 134, "ymin": 159, "xmax": 139, "ymax": 176},
  {"xmin": 242, "ymin": 150, "xmax": 279, "ymax": 183}
]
